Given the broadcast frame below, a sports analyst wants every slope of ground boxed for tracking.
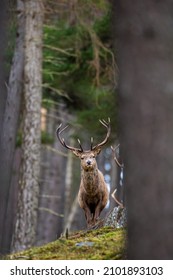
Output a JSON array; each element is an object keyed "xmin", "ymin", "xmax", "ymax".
[{"xmin": 8, "ymin": 227, "xmax": 126, "ymax": 260}]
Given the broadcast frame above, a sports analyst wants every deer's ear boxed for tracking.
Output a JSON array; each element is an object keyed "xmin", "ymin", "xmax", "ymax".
[
  {"xmin": 72, "ymin": 150, "xmax": 81, "ymax": 157},
  {"xmin": 93, "ymin": 148, "xmax": 101, "ymax": 156}
]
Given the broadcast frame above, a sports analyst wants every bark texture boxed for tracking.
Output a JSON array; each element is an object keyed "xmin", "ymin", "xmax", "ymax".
[
  {"xmin": 0, "ymin": 0, "xmax": 8, "ymax": 128},
  {"xmin": 0, "ymin": 0, "xmax": 25, "ymax": 254},
  {"xmin": 115, "ymin": 0, "xmax": 173, "ymax": 259},
  {"xmin": 63, "ymin": 138, "xmax": 74, "ymax": 229},
  {"xmin": 12, "ymin": 0, "xmax": 43, "ymax": 252}
]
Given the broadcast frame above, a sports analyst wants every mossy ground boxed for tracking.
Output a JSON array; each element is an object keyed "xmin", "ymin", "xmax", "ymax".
[{"xmin": 8, "ymin": 227, "xmax": 126, "ymax": 260}]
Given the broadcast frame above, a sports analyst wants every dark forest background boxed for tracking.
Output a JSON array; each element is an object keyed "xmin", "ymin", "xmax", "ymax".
[{"xmin": 1, "ymin": 0, "xmax": 173, "ymax": 260}]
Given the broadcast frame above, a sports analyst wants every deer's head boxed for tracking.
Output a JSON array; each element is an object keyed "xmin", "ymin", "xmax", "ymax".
[{"xmin": 56, "ymin": 119, "xmax": 111, "ymax": 171}]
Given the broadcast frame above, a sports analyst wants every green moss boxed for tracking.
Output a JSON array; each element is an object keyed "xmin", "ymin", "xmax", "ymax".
[{"xmin": 8, "ymin": 227, "xmax": 126, "ymax": 260}]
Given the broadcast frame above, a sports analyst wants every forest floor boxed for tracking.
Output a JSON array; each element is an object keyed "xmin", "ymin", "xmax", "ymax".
[{"xmin": 8, "ymin": 227, "xmax": 126, "ymax": 260}]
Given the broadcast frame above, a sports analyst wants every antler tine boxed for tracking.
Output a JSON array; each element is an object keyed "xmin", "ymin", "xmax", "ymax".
[
  {"xmin": 77, "ymin": 138, "xmax": 83, "ymax": 152},
  {"xmin": 99, "ymin": 117, "xmax": 110, "ymax": 128},
  {"xmin": 57, "ymin": 123, "xmax": 69, "ymax": 135},
  {"xmin": 56, "ymin": 123, "xmax": 69, "ymax": 147},
  {"xmin": 111, "ymin": 145, "xmax": 124, "ymax": 168},
  {"xmin": 91, "ymin": 118, "xmax": 111, "ymax": 150},
  {"xmin": 56, "ymin": 123, "xmax": 83, "ymax": 152},
  {"xmin": 90, "ymin": 137, "xmax": 94, "ymax": 150},
  {"xmin": 111, "ymin": 189, "xmax": 124, "ymax": 208}
]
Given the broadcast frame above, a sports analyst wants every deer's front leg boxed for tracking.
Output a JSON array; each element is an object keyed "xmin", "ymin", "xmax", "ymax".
[
  {"xmin": 82, "ymin": 203, "xmax": 93, "ymax": 228},
  {"xmin": 85, "ymin": 210, "xmax": 94, "ymax": 228},
  {"xmin": 93, "ymin": 203, "xmax": 102, "ymax": 224}
]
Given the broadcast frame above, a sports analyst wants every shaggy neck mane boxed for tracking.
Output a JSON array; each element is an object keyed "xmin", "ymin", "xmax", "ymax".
[{"xmin": 81, "ymin": 168, "xmax": 99, "ymax": 194}]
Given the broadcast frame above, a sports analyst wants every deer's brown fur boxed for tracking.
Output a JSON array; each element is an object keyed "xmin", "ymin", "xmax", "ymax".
[
  {"xmin": 73, "ymin": 150, "xmax": 109, "ymax": 227},
  {"xmin": 56, "ymin": 119, "xmax": 110, "ymax": 228}
]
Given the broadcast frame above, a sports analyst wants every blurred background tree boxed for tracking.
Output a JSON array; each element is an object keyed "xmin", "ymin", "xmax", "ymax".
[{"xmin": 42, "ymin": 0, "xmax": 117, "ymax": 138}]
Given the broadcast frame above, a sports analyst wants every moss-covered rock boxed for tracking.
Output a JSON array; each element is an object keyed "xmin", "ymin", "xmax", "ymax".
[{"xmin": 9, "ymin": 227, "xmax": 126, "ymax": 260}]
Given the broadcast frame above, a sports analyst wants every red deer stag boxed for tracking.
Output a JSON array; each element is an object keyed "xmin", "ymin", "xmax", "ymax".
[{"xmin": 56, "ymin": 119, "xmax": 111, "ymax": 228}]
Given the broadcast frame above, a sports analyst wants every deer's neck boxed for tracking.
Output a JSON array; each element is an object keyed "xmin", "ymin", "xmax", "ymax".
[{"xmin": 81, "ymin": 167, "xmax": 99, "ymax": 194}]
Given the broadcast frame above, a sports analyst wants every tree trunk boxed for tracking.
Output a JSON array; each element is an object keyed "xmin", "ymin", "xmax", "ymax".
[
  {"xmin": 0, "ymin": 0, "xmax": 25, "ymax": 254},
  {"xmin": 64, "ymin": 195, "xmax": 79, "ymax": 233},
  {"xmin": 0, "ymin": 0, "xmax": 8, "ymax": 128},
  {"xmin": 11, "ymin": 0, "xmax": 43, "ymax": 252},
  {"xmin": 115, "ymin": 0, "xmax": 173, "ymax": 259},
  {"xmin": 36, "ymin": 108, "xmax": 66, "ymax": 246},
  {"xmin": 63, "ymin": 137, "xmax": 74, "ymax": 230}
]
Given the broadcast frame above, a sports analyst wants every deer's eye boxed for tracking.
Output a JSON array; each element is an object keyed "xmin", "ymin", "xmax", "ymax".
[
  {"xmin": 81, "ymin": 156, "xmax": 84, "ymax": 160},
  {"xmin": 91, "ymin": 155, "xmax": 95, "ymax": 158}
]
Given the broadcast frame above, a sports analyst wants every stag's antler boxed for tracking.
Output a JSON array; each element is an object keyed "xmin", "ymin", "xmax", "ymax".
[
  {"xmin": 111, "ymin": 144, "xmax": 124, "ymax": 208},
  {"xmin": 111, "ymin": 189, "xmax": 124, "ymax": 208},
  {"xmin": 111, "ymin": 144, "xmax": 124, "ymax": 168},
  {"xmin": 57, "ymin": 118, "xmax": 111, "ymax": 153},
  {"xmin": 91, "ymin": 118, "xmax": 111, "ymax": 151},
  {"xmin": 56, "ymin": 123, "xmax": 83, "ymax": 152}
]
